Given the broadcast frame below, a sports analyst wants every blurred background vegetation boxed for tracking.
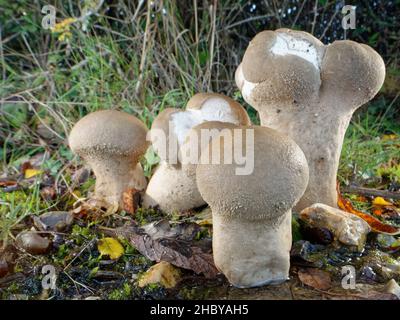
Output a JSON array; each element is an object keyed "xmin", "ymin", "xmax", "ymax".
[{"xmin": 0, "ymin": 0, "xmax": 399, "ymax": 218}]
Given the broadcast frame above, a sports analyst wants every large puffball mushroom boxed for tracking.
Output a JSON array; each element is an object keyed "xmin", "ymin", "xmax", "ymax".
[
  {"xmin": 143, "ymin": 93, "xmax": 251, "ymax": 214},
  {"xmin": 196, "ymin": 125, "xmax": 309, "ymax": 287},
  {"xmin": 236, "ymin": 28, "xmax": 385, "ymax": 210},
  {"xmin": 69, "ymin": 110, "xmax": 149, "ymax": 206}
]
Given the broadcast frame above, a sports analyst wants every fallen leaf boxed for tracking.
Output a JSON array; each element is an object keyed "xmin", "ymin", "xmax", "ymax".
[
  {"xmin": 121, "ymin": 188, "xmax": 140, "ymax": 215},
  {"xmin": 97, "ymin": 237, "xmax": 124, "ymax": 260},
  {"xmin": 113, "ymin": 221, "xmax": 218, "ymax": 278},
  {"xmin": 372, "ymin": 207, "xmax": 384, "ymax": 216},
  {"xmin": 0, "ymin": 180, "xmax": 18, "ymax": 187},
  {"xmin": 24, "ymin": 169, "xmax": 43, "ymax": 179},
  {"xmin": 337, "ymin": 185, "xmax": 400, "ymax": 235},
  {"xmin": 382, "ymin": 134, "xmax": 397, "ymax": 141},
  {"xmin": 138, "ymin": 261, "xmax": 181, "ymax": 288},
  {"xmin": 373, "ymin": 197, "xmax": 393, "ymax": 206},
  {"xmin": 298, "ymin": 268, "xmax": 332, "ymax": 290},
  {"xmin": 40, "ymin": 186, "xmax": 56, "ymax": 201}
]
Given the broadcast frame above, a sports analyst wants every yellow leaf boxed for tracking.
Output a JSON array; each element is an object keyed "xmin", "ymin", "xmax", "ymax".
[
  {"xmin": 382, "ymin": 134, "xmax": 397, "ymax": 141},
  {"xmin": 138, "ymin": 261, "xmax": 181, "ymax": 289},
  {"xmin": 373, "ymin": 197, "xmax": 393, "ymax": 206},
  {"xmin": 24, "ymin": 169, "xmax": 43, "ymax": 179},
  {"xmin": 97, "ymin": 237, "xmax": 124, "ymax": 260},
  {"xmin": 198, "ymin": 219, "xmax": 213, "ymax": 226}
]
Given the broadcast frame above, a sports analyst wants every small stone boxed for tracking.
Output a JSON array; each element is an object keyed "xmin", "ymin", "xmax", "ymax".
[
  {"xmin": 290, "ymin": 240, "xmax": 325, "ymax": 268},
  {"xmin": 138, "ymin": 261, "xmax": 181, "ymax": 289},
  {"xmin": 384, "ymin": 279, "xmax": 400, "ymax": 299},
  {"xmin": 360, "ymin": 266, "xmax": 377, "ymax": 283},
  {"xmin": 16, "ymin": 231, "xmax": 52, "ymax": 255},
  {"xmin": 33, "ymin": 211, "xmax": 74, "ymax": 232},
  {"xmin": 300, "ymin": 203, "xmax": 371, "ymax": 250}
]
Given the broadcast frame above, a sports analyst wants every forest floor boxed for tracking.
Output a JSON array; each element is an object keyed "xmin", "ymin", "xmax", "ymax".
[{"xmin": 0, "ymin": 105, "xmax": 399, "ymax": 300}]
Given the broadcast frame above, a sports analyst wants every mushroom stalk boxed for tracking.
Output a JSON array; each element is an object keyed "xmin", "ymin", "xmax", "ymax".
[
  {"xmin": 258, "ymin": 108, "xmax": 352, "ymax": 210},
  {"xmin": 89, "ymin": 156, "xmax": 147, "ymax": 205},
  {"xmin": 213, "ymin": 211, "xmax": 292, "ymax": 287},
  {"xmin": 142, "ymin": 162, "xmax": 204, "ymax": 213}
]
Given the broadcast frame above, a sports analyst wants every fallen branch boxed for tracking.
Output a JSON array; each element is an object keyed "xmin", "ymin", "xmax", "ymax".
[{"xmin": 342, "ymin": 185, "xmax": 400, "ymax": 200}]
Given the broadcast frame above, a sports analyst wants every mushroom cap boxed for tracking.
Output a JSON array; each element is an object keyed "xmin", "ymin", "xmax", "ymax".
[
  {"xmin": 196, "ymin": 126, "xmax": 309, "ymax": 221},
  {"xmin": 69, "ymin": 110, "xmax": 149, "ymax": 160},
  {"xmin": 150, "ymin": 108, "xmax": 181, "ymax": 164},
  {"xmin": 149, "ymin": 93, "xmax": 251, "ymax": 165},
  {"xmin": 237, "ymin": 28, "xmax": 385, "ymax": 110},
  {"xmin": 186, "ymin": 93, "xmax": 251, "ymax": 126},
  {"xmin": 321, "ymin": 40, "xmax": 386, "ymax": 107},
  {"xmin": 238, "ymin": 29, "xmax": 323, "ymax": 105}
]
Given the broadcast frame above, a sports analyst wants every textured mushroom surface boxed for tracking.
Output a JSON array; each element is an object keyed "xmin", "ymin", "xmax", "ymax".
[
  {"xmin": 196, "ymin": 125, "xmax": 309, "ymax": 287},
  {"xmin": 144, "ymin": 93, "xmax": 250, "ymax": 214},
  {"xmin": 236, "ymin": 28, "xmax": 386, "ymax": 210},
  {"xmin": 69, "ymin": 110, "xmax": 149, "ymax": 206}
]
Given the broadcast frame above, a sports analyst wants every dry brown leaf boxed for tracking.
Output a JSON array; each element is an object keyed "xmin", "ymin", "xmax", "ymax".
[
  {"xmin": 298, "ymin": 268, "xmax": 332, "ymax": 290},
  {"xmin": 121, "ymin": 188, "xmax": 140, "ymax": 215},
  {"xmin": 113, "ymin": 221, "xmax": 218, "ymax": 278}
]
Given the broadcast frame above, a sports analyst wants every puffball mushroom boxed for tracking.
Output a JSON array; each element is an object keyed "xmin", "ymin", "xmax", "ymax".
[
  {"xmin": 143, "ymin": 93, "xmax": 251, "ymax": 213},
  {"xmin": 236, "ymin": 28, "xmax": 386, "ymax": 210},
  {"xmin": 196, "ymin": 125, "xmax": 309, "ymax": 288},
  {"xmin": 69, "ymin": 110, "xmax": 149, "ymax": 206}
]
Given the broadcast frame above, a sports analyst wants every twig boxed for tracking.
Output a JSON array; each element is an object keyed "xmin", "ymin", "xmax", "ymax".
[
  {"xmin": 221, "ymin": 14, "xmax": 273, "ymax": 31},
  {"xmin": 311, "ymin": 0, "xmax": 318, "ymax": 35},
  {"xmin": 342, "ymin": 185, "xmax": 400, "ymax": 200}
]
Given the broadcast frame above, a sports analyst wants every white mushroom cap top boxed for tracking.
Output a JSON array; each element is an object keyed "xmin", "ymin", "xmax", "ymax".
[
  {"xmin": 149, "ymin": 93, "xmax": 251, "ymax": 165},
  {"xmin": 69, "ymin": 109, "xmax": 149, "ymax": 161},
  {"xmin": 196, "ymin": 125, "xmax": 309, "ymax": 221},
  {"xmin": 236, "ymin": 28, "xmax": 385, "ymax": 109}
]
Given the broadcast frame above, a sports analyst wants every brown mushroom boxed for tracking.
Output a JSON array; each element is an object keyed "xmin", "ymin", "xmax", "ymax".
[
  {"xmin": 69, "ymin": 110, "xmax": 149, "ymax": 206},
  {"xmin": 236, "ymin": 28, "xmax": 385, "ymax": 210}
]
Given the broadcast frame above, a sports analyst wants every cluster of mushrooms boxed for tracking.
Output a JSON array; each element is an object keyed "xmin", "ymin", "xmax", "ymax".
[{"xmin": 69, "ymin": 29, "xmax": 385, "ymax": 288}]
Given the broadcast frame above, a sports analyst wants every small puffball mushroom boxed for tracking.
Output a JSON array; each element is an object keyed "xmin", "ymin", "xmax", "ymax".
[
  {"xmin": 69, "ymin": 110, "xmax": 149, "ymax": 206},
  {"xmin": 196, "ymin": 126, "xmax": 309, "ymax": 287},
  {"xmin": 143, "ymin": 93, "xmax": 250, "ymax": 214},
  {"xmin": 236, "ymin": 28, "xmax": 385, "ymax": 210}
]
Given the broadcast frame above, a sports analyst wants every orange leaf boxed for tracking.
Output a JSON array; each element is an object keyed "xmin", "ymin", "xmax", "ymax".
[{"xmin": 337, "ymin": 185, "xmax": 400, "ymax": 235}]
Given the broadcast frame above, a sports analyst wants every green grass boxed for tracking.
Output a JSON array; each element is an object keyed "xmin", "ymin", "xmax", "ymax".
[{"xmin": 339, "ymin": 98, "xmax": 400, "ymax": 187}]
